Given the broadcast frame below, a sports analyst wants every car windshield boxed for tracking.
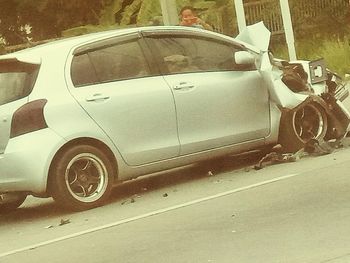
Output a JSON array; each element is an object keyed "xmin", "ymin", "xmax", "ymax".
[{"xmin": 0, "ymin": 60, "xmax": 39, "ymax": 105}]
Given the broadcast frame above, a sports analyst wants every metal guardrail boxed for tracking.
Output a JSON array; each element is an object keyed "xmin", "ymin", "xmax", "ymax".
[{"xmin": 210, "ymin": 0, "xmax": 348, "ymax": 36}]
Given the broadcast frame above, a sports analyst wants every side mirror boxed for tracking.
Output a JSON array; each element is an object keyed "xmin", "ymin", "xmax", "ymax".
[{"xmin": 234, "ymin": 51, "xmax": 255, "ymax": 65}]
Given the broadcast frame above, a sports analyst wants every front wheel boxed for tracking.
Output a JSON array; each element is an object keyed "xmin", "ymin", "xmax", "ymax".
[
  {"xmin": 49, "ymin": 145, "xmax": 115, "ymax": 211},
  {"xmin": 0, "ymin": 193, "xmax": 27, "ymax": 213},
  {"xmin": 278, "ymin": 103, "xmax": 328, "ymax": 153}
]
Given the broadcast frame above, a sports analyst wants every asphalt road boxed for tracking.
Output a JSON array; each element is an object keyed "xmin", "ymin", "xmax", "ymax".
[
  {"xmin": 2, "ymin": 141, "xmax": 350, "ymax": 262},
  {"xmin": 1, "ymin": 99, "xmax": 350, "ymax": 263}
]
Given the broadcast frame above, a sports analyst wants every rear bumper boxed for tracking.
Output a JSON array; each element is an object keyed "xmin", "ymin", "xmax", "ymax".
[{"xmin": 0, "ymin": 128, "xmax": 65, "ymax": 195}]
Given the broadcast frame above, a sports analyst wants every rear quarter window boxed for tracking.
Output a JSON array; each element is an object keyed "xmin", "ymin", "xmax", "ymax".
[{"xmin": 0, "ymin": 60, "xmax": 39, "ymax": 105}]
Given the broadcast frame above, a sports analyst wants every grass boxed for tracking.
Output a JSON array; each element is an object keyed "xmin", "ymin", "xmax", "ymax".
[{"xmin": 272, "ymin": 36, "xmax": 350, "ymax": 77}]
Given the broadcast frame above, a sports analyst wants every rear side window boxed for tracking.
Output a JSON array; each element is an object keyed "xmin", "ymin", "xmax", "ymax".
[
  {"xmin": 0, "ymin": 60, "xmax": 39, "ymax": 105},
  {"xmin": 71, "ymin": 39, "xmax": 151, "ymax": 87}
]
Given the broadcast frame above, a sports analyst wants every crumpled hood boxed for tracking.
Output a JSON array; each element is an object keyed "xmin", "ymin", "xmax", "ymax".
[{"xmin": 236, "ymin": 22, "xmax": 271, "ymax": 52}]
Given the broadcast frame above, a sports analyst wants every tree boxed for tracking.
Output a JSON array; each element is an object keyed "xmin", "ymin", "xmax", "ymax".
[{"xmin": 0, "ymin": 0, "xmax": 107, "ymax": 45}]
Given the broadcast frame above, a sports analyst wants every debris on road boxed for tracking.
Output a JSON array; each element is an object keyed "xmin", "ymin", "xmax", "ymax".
[
  {"xmin": 59, "ymin": 218, "xmax": 71, "ymax": 226},
  {"xmin": 207, "ymin": 171, "xmax": 214, "ymax": 176},
  {"xmin": 254, "ymin": 139, "xmax": 342, "ymax": 170},
  {"xmin": 163, "ymin": 193, "xmax": 168, "ymax": 197},
  {"xmin": 121, "ymin": 197, "xmax": 136, "ymax": 205}
]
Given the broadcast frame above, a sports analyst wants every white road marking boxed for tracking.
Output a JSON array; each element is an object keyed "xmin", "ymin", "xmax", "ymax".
[{"xmin": 0, "ymin": 173, "xmax": 299, "ymax": 259}]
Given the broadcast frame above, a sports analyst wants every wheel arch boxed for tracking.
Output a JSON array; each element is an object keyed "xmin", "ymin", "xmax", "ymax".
[
  {"xmin": 46, "ymin": 137, "xmax": 119, "ymax": 196},
  {"xmin": 278, "ymin": 97, "xmax": 329, "ymax": 153}
]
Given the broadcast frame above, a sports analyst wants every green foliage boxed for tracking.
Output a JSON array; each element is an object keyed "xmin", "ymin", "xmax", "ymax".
[
  {"xmin": 0, "ymin": 43, "xmax": 5, "ymax": 55},
  {"xmin": 320, "ymin": 39, "xmax": 350, "ymax": 76},
  {"xmin": 289, "ymin": 0, "xmax": 349, "ymax": 39},
  {"xmin": 273, "ymin": 37, "xmax": 350, "ymax": 77},
  {"xmin": 137, "ymin": 0, "xmax": 162, "ymax": 25},
  {"xmin": 0, "ymin": 0, "xmax": 107, "ymax": 44}
]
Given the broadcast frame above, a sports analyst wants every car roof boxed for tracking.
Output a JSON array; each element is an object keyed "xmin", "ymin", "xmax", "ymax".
[{"xmin": 0, "ymin": 26, "xmax": 259, "ymax": 63}]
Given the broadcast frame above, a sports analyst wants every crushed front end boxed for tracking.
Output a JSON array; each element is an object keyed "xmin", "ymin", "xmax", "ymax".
[{"xmin": 273, "ymin": 57, "xmax": 350, "ymax": 152}]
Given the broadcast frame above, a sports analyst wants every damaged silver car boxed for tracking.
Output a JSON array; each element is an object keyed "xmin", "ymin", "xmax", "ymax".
[{"xmin": 0, "ymin": 23, "xmax": 349, "ymax": 211}]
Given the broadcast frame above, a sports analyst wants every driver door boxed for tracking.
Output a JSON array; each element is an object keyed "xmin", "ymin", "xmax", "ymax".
[{"xmin": 145, "ymin": 32, "xmax": 270, "ymax": 155}]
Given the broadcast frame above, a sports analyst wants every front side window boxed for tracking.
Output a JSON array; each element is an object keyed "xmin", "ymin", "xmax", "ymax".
[
  {"xmin": 147, "ymin": 35, "xmax": 253, "ymax": 75},
  {"xmin": 71, "ymin": 39, "xmax": 151, "ymax": 87}
]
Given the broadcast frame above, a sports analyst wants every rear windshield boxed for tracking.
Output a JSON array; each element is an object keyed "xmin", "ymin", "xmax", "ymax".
[{"xmin": 0, "ymin": 60, "xmax": 39, "ymax": 105}]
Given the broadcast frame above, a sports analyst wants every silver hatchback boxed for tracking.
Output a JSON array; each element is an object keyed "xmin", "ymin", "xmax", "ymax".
[{"xmin": 0, "ymin": 25, "xmax": 349, "ymax": 211}]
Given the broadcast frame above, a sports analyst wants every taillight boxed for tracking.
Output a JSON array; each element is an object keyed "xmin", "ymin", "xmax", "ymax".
[{"xmin": 10, "ymin": 99, "xmax": 48, "ymax": 138}]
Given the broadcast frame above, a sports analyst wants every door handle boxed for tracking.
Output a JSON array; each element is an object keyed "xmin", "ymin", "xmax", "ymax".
[
  {"xmin": 85, "ymin": 94, "xmax": 110, "ymax": 102},
  {"xmin": 173, "ymin": 82, "xmax": 195, "ymax": 91}
]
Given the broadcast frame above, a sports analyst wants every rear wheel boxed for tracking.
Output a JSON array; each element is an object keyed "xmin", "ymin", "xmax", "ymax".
[
  {"xmin": 0, "ymin": 193, "xmax": 27, "ymax": 213},
  {"xmin": 50, "ymin": 145, "xmax": 115, "ymax": 211},
  {"xmin": 279, "ymin": 103, "xmax": 328, "ymax": 153}
]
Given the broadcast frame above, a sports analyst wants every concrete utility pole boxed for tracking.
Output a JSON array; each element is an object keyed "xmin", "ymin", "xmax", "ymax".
[
  {"xmin": 159, "ymin": 0, "xmax": 297, "ymax": 59},
  {"xmin": 233, "ymin": 0, "xmax": 296, "ymax": 60},
  {"xmin": 160, "ymin": 0, "xmax": 179, "ymax": 26},
  {"xmin": 234, "ymin": 0, "xmax": 247, "ymax": 32},
  {"xmin": 279, "ymin": 0, "xmax": 297, "ymax": 60}
]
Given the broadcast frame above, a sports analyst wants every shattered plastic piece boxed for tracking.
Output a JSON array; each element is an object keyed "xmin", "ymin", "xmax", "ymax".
[
  {"xmin": 44, "ymin": 225, "xmax": 54, "ymax": 229},
  {"xmin": 59, "ymin": 219, "xmax": 71, "ymax": 226},
  {"xmin": 121, "ymin": 198, "xmax": 136, "ymax": 205},
  {"xmin": 207, "ymin": 171, "xmax": 214, "ymax": 176},
  {"xmin": 236, "ymin": 21, "xmax": 270, "ymax": 51},
  {"xmin": 304, "ymin": 139, "xmax": 335, "ymax": 155},
  {"xmin": 254, "ymin": 145, "xmax": 305, "ymax": 170},
  {"xmin": 254, "ymin": 152, "xmax": 281, "ymax": 170}
]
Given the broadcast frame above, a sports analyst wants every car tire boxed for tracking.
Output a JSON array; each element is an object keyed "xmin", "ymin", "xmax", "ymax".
[
  {"xmin": 50, "ymin": 144, "xmax": 115, "ymax": 211},
  {"xmin": 0, "ymin": 193, "xmax": 27, "ymax": 213},
  {"xmin": 278, "ymin": 102, "xmax": 328, "ymax": 153}
]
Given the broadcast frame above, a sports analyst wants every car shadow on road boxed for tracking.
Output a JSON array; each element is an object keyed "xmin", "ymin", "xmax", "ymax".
[
  {"xmin": 107, "ymin": 151, "xmax": 265, "ymax": 204},
  {"xmin": 0, "ymin": 150, "xmax": 265, "ymax": 223}
]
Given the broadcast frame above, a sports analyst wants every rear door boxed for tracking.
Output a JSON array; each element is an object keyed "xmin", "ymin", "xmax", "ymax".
[
  {"xmin": 0, "ymin": 58, "xmax": 39, "ymax": 152},
  {"xmin": 68, "ymin": 34, "xmax": 179, "ymax": 166},
  {"xmin": 145, "ymin": 32, "xmax": 270, "ymax": 155}
]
